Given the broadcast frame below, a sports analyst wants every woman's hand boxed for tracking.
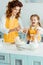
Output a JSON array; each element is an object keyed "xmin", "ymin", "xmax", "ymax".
[
  {"xmin": 8, "ymin": 25, "xmax": 21, "ymax": 33},
  {"xmin": 16, "ymin": 25, "xmax": 21, "ymax": 31}
]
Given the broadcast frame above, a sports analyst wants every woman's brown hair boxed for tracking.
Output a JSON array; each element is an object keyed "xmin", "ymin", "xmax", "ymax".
[
  {"xmin": 30, "ymin": 14, "xmax": 41, "ymax": 27},
  {"xmin": 6, "ymin": 0, "xmax": 23, "ymax": 18}
]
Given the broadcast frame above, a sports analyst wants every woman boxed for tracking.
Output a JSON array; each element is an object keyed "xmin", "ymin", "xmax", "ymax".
[{"xmin": 0, "ymin": 0, "xmax": 23, "ymax": 43}]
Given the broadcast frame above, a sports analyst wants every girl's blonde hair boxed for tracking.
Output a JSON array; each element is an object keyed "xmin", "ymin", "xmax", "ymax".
[{"xmin": 30, "ymin": 14, "xmax": 41, "ymax": 27}]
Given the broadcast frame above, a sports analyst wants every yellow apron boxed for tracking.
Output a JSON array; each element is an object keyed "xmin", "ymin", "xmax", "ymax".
[
  {"xmin": 27, "ymin": 28, "xmax": 41, "ymax": 42},
  {"xmin": 4, "ymin": 18, "xmax": 19, "ymax": 43}
]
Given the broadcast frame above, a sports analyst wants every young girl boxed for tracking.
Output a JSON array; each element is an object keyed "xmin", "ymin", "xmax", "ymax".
[
  {"xmin": 27, "ymin": 14, "xmax": 43, "ymax": 44},
  {"xmin": 0, "ymin": 0, "xmax": 23, "ymax": 44}
]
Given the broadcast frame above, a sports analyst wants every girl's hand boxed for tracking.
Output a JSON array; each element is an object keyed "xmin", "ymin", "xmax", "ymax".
[
  {"xmin": 36, "ymin": 29, "xmax": 40, "ymax": 34},
  {"xmin": 23, "ymin": 28, "xmax": 27, "ymax": 33},
  {"xmin": 8, "ymin": 28, "xmax": 17, "ymax": 33}
]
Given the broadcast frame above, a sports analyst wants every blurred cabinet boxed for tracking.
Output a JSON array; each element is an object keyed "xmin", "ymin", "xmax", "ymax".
[
  {"xmin": 0, "ymin": 32, "xmax": 3, "ymax": 38},
  {"xmin": 0, "ymin": 64, "xmax": 9, "ymax": 65},
  {"xmin": 10, "ymin": 54, "xmax": 43, "ymax": 65},
  {"xmin": 10, "ymin": 54, "xmax": 27, "ymax": 65},
  {"xmin": 27, "ymin": 56, "xmax": 43, "ymax": 65},
  {"xmin": 0, "ymin": 53, "xmax": 10, "ymax": 65},
  {"xmin": 0, "ymin": 53, "xmax": 43, "ymax": 65}
]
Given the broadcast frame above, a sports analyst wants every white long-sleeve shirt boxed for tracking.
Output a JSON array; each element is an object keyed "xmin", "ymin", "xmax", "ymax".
[
  {"xmin": 37, "ymin": 26, "xmax": 43, "ymax": 35},
  {"xmin": 0, "ymin": 15, "xmax": 24, "ymax": 34},
  {"xmin": 0, "ymin": 15, "xmax": 9, "ymax": 34}
]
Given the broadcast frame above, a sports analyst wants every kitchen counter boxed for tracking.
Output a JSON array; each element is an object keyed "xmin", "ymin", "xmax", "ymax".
[{"xmin": 0, "ymin": 38, "xmax": 43, "ymax": 57}]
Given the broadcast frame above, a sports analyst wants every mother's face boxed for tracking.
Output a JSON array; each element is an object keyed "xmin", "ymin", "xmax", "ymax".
[{"xmin": 12, "ymin": 6, "xmax": 21, "ymax": 16}]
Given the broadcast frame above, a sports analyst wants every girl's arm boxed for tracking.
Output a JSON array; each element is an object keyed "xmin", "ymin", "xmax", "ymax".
[
  {"xmin": 37, "ymin": 26, "xmax": 43, "ymax": 34},
  {"xmin": 0, "ymin": 15, "xmax": 9, "ymax": 34}
]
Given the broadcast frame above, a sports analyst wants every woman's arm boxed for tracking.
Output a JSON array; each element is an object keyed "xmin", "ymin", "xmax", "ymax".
[
  {"xmin": 9, "ymin": 25, "xmax": 21, "ymax": 33},
  {"xmin": 0, "ymin": 15, "xmax": 9, "ymax": 34}
]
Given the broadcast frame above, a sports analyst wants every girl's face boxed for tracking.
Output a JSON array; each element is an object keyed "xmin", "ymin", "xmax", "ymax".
[
  {"xmin": 12, "ymin": 6, "xmax": 21, "ymax": 16},
  {"xmin": 31, "ymin": 16, "xmax": 39, "ymax": 26}
]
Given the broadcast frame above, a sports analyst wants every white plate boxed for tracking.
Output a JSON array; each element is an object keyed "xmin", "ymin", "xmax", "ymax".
[{"xmin": 16, "ymin": 42, "xmax": 39, "ymax": 50}]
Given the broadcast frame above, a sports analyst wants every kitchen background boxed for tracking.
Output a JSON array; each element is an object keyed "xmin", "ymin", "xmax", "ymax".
[{"xmin": 0, "ymin": 0, "xmax": 43, "ymax": 39}]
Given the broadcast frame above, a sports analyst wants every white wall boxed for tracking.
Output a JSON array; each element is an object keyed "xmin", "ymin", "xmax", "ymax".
[
  {"xmin": 30, "ymin": 0, "xmax": 43, "ymax": 2},
  {"xmin": 20, "ymin": 0, "xmax": 43, "ymax": 3},
  {"xmin": 0, "ymin": 0, "xmax": 43, "ymax": 28},
  {"xmin": 21, "ymin": 3, "xmax": 43, "ymax": 28},
  {"xmin": 0, "ymin": 0, "xmax": 9, "ymax": 18}
]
